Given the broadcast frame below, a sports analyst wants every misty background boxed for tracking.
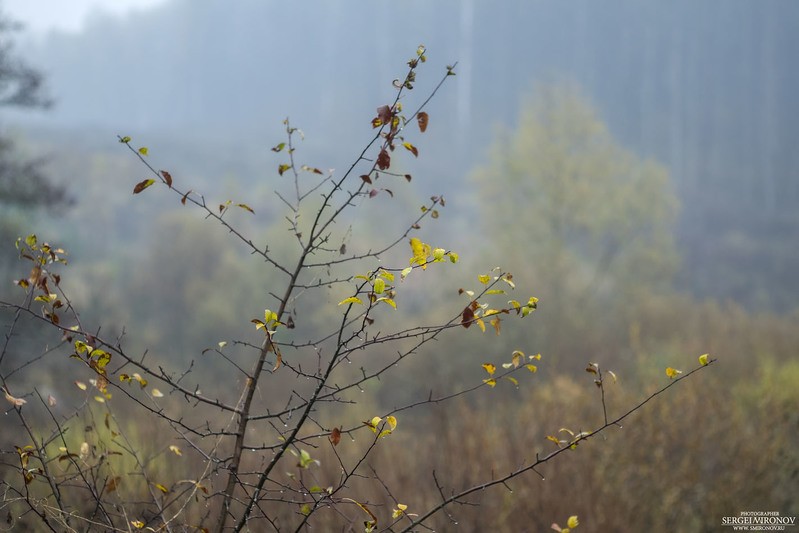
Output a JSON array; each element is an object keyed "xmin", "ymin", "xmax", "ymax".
[
  {"xmin": 1, "ymin": 1, "xmax": 797, "ymax": 530},
  {"xmin": 6, "ymin": 0, "xmax": 798, "ymax": 313}
]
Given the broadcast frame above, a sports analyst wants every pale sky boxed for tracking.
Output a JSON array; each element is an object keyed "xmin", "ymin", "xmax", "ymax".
[{"xmin": 4, "ymin": 0, "xmax": 166, "ymax": 34}]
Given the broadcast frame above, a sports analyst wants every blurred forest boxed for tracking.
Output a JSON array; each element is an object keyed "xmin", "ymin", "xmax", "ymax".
[{"xmin": 2, "ymin": 1, "xmax": 798, "ymax": 531}]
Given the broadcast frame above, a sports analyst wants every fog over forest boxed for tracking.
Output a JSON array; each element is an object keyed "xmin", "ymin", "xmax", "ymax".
[{"xmin": 7, "ymin": 0, "xmax": 798, "ymax": 312}]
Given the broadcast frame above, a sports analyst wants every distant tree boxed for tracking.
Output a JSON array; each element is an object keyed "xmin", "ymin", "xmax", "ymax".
[
  {"xmin": 0, "ymin": 6, "xmax": 65, "ymax": 209},
  {"xmin": 472, "ymin": 85, "xmax": 679, "ymax": 361}
]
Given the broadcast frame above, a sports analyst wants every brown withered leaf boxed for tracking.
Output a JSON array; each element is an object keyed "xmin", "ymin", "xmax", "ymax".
[
  {"xmin": 330, "ymin": 426, "xmax": 342, "ymax": 446},
  {"xmin": 417, "ymin": 111, "xmax": 429, "ymax": 132},
  {"xmin": 461, "ymin": 306, "xmax": 475, "ymax": 328},
  {"xmin": 404, "ymin": 174, "xmax": 412, "ymax": 182},
  {"xmin": 376, "ymin": 105, "xmax": 393, "ymax": 124},
  {"xmin": 132, "ymin": 179, "xmax": 155, "ymax": 194},
  {"xmin": 160, "ymin": 170, "xmax": 173, "ymax": 188},
  {"xmin": 286, "ymin": 315, "xmax": 295, "ymax": 329},
  {"xmin": 181, "ymin": 190, "xmax": 192, "ymax": 205},
  {"xmin": 360, "ymin": 174, "xmax": 372, "ymax": 184},
  {"xmin": 106, "ymin": 476, "xmax": 121, "ymax": 493},
  {"xmin": 377, "ymin": 149, "xmax": 391, "ymax": 170}
]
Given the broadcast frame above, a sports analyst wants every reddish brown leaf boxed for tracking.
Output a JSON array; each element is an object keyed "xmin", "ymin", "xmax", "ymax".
[
  {"xmin": 132, "ymin": 179, "xmax": 155, "ymax": 194},
  {"xmin": 461, "ymin": 306, "xmax": 475, "ymax": 328},
  {"xmin": 377, "ymin": 149, "xmax": 391, "ymax": 170},
  {"xmin": 330, "ymin": 427, "xmax": 342, "ymax": 446},
  {"xmin": 160, "ymin": 170, "xmax": 173, "ymax": 188},
  {"xmin": 181, "ymin": 190, "xmax": 193, "ymax": 205},
  {"xmin": 106, "ymin": 476, "xmax": 121, "ymax": 493},
  {"xmin": 376, "ymin": 105, "xmax": 393, "ymax": 123},
  {"xmin": 417, "ymin": 111, "xmax": 429, "ymax": 132},
  {"xmin": 360, "ymin": 174, "xmax": 372, "ymax": 185}
]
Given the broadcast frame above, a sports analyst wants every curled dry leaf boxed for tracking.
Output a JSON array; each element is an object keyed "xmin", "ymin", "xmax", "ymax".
[{"xmin": 2, "ymin": 387, "xmax": 26, "ymax": 407}]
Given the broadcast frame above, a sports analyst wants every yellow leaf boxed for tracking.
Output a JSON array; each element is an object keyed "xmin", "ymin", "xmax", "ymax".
[
  {"xmin": 378, "ymin": 269, "xmax": 394, "ymax": 282},
  {"xmin": 665, "ymin": 367, "xmax": 682, "ymax": 379},
  {"xmin": 366, "ymin": 416, "xmax": 382, "ymax": 433},
  {"xmin": 483, "ymin": 378, "xmax": 497, "ymax": 387},
  {"xmin": 448, "ymin": 251, "xmax": 459, "ymax": 263},
  {"xmin": 608, "ymin": 370, "xmax": 618, "ymax": 383},
  {"xmin": 482, "ymin": 363, "xmax": 496, "ymax": 376},
  {"xmin": 567, "ymin": 515, "xmax": 579, "ymax": 529},
  {"xmin": 409, "ymin": 238, "xmax": 430, "ymax": 269},
  {"xmin": 373, "ymin": 278, "xmax": 385, "ymax": 294},
  {"xmin": 154, "ymin": 483, "xmax": 169, "ymax": 494},
  {"xmin": 698, "ymin": 353, "xmax": 709, "ymax": 366},
  {"xmin": 377, "ymin": 297, "xmax": 397, "ymax": 309},
  {"xmin": 432, "ymin": 248, "xmax": 446, "ymax": 261},
  {"xmin": 490, "ymin": 316, "xmax": 501, "ymax": 335},
  {"xmin": 477, "ymin": 274, "xmax": 491, "ymax": 284},
  {"xmin": 505, "ymin": 376, "xmax": 519, "ymax": 386},
  {"xmin": 75, "ymin": 381, "xmax": 87, "ymax": 390},
  {"xmin": 546, "ymin": 435, "xmax": 561, "ymax": 446},
  {"xmin": 385, "ymin": 415, "xmax": 397, "ymax": 432},
  {"xmin": 476, "ymin": 318, "xmax": 486, "ymax": 333},
  {"xmin": 392, "ymin": 503, "xmax": 408, "ymax": 519},
  {"xmin": 138, "ymin": 147, "xmax": 148, "ymax": 156},
  {"xmin": 400, "ymin": 266, "xmax": 413, "ymax": 280},
  {"xmin": 169, "ymin": 445, "xmax": 182, "ymax": 456},
  {"xmin": 131, "ymin": 520, "xmax": 145, "ymax": 529},
  {"xmin": 338, "ymin": 296, "xmax": 364, "ymax": 306},
  {"xmin": 151, "ymin": 389, "xmax": 164, "ymax": 397},
  {"xmin": 526, "ymin": 364, "xmax": 537, "ymax": 373}
]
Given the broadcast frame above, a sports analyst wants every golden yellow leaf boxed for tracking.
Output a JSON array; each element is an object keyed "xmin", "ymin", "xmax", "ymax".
[
  {"xmin": 567, "ymin": 515, "xmax": 579, "ymax": 528},
  {"xmin": 698, "ymin": 353, "xmax": 709, "ymax": 366},
  {"xmin": 338, "ymin": 296, "xmax": 364, "ymax": 306},
  {"xmin": 392, "ymin": 503, "xmax": 408, "ymax": 519},
  {"xmin": 482, "ymin": 363, "xmax": 496, "ymax": 376},
  {"xmin": 483, "ymin": 378, "xmax": 497, "ymax": 387},
  {"xmin": 665, "ymin": 367, "xmax": 682, "ymax": 379}
]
